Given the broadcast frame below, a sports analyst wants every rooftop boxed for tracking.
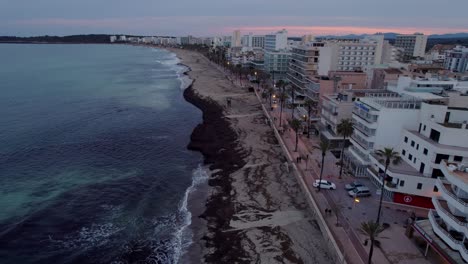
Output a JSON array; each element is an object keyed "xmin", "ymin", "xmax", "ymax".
[
  {"xmin": 384, "ymin": 68, "xmax": 403, "ymax": 75},
  {"xmin": 445, "ymin": 161, "xmax": 468, "ymax": 185},
  {"xmin": 407, "ymin": 130, "xmax": 468, "ymax": 152},
  {"xmin": 370, "ymin": 153, "xmax": 423, "ymax": 177},
  {"xmin": 414, "ymin": 218, "xmax": 465, "ymax": 264}
]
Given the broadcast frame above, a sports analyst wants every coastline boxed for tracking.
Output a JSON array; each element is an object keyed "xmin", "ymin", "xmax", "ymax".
[{"xmin": 173, "ymin": 48, "xmax": 333, "ymax": 263}]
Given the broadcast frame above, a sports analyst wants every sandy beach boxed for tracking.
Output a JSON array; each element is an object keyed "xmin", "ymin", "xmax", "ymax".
[{"xmin": 173, "ymin": 48, "xmax": 333, "ymax": 264}]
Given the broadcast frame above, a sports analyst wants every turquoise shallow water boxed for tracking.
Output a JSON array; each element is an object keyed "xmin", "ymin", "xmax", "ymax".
[{"xmin": 0, "ymin": 44, "xmax": 203, "ymax": 263}]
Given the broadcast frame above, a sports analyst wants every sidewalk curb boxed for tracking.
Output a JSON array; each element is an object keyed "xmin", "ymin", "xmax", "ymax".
[{"xmin": 257, "ymin": 94, "xmax": 348, "ymax": 264}]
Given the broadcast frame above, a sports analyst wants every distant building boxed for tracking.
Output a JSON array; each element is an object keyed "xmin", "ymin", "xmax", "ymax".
[
  {"xmin": 394, "ymin": 33, "xmax": 428, "ymax": 59},
  {"xmin": 251, "ymin": 35, "xmax": 265, "ymax": 48},
  {"xmin": 287, "ymin": 42, "xmax": 324, "ymax": 91},
  {"xmin": 110, "ymin": 36, "xmax": 117, "ymax": 43},
  {"xmin": 232, "ymin": 30, "xmax": 242, "ymax": 47},
  {"xmin": 119, "ymin": 35, "xmax": 127, "ymax": 42},
  {"xmin": 264, "ymin": 29, "xmax": 288, "ymax": 51},
  {"xmin": 263, "ymin": 49, "xmax": 290, "ymax": 82},
  {"xmin": 444, "ymin": 45, "xmax": 468, "ymax": 73}
]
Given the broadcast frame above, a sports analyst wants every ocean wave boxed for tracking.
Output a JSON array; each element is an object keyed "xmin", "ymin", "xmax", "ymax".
[{"xmin": 171, "ymin": 164, "xmax": 209, "ymax": 263}]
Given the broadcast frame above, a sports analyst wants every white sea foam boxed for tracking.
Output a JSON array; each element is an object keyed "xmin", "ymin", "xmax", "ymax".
[{"xmin": 171, "ymin": 164, "xmax": 209, "ymax": 263}]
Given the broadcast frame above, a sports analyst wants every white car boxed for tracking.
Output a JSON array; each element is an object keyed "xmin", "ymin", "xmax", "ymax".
[{"xmin": 313, "ymin": 180, "xmax": 336, "ymax": 190}]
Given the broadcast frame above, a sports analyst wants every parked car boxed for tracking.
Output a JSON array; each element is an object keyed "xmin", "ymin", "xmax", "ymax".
[
  {"xmin": 348, "ymin": 186, "xmax": 371, "ymax": 197},
  {"xmin": 345, "ymin": 181, "xmax": 365, "ymax": 191},
  {"xmin": 313, "ymin": 180, "xmax": 336, "ymax": 190}
]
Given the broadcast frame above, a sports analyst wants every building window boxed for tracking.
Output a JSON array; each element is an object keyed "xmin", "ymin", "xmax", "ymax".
[
  {"xmin": 416, "ymin": 144, "xmax": 419, "ymax": 150},
  {"xmin": 433, "ymin": 186, "xmax": 438, "ymax": 192},
  {"xmin": 454, "ymin": 156, "xmax": 463, "ymax": 162},
  {"xmin": 399, "ymin": 180, "xmax": 405, "ymax": 187},
  {"xmin": 408, "ymin": 154, "xmax": 413, "ymax": 160},
  {"xmin": 423, "ymin": 148, "xmax": 428, "ymax": 155},
  {"xmin": 402, "ymin": 149, "xmax": 406, "ymax": 156},
  {"xmin": 411, "ymin": 141, "xmax": 415, "ymax": 147},
  {"xmin": 435, "ymin": 154, "xmax": 449, "ymax": 164},
  {"xmin": 432, "ymin": 169, "xmax": 444, "ymax": 178},
  {"xmin": 404, "ymin": 137, "xmax": 408, "ymax": 143},
  {"xmin": 423, "ymin": 125, "xmax": 426, "ymax": 131},
  {"xmin": 413, "ymin": 158, "xmax": 417, "ymax": 163},
  {"xmin": 417, "ymin": 183, "xmax": 422, "ymax": 190},
  {"xmin": 429, "ymin": 129, "xmax": 441, "ymax": 143}
]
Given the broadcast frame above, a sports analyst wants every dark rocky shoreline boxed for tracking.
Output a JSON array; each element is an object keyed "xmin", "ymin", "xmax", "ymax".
[{"xmin": 183, "ymin": 82, "xmax": 250, "ymax": 262}]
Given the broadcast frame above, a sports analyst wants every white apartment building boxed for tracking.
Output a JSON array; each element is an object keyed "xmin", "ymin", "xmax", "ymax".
[
  {"xmin": 232, "ymin": 30, "xmax": 241, "ymax": 47},
  {"xmin": 320, "ymin": 92, "xmax": 358, "ymax": 149},
  {"xmin": 110, "ymin": 36, "xmax": 117, "ymax": 43},
  {"xmin": 345, "ymin": 75, "xmax": 468, "ymax": 209},
  {"xmin": 241, "ymin": 33, "xmax": 265, "ymax": 49},
  {"xmin": 252, "ymin": 35, "xmax": 265, "ymax": 49},
  {"xmin": 264, "ymin": 29, "xmax": 288, "ymax": 51},
  {"xmin": 382, "ymin": 41, "xmax": 404, "ymax": 64},
  {"xmin": 444, "ymin": 46, "xmax": 468, "ymax": 73},
  {"xmin": 317, "ymin": 35, "xmax": 385, "ymax": 73},
  {"xmin": 320, "ymin": 90, "xmax": 389, "ymax": 149},
  {"xmin": 263, "ymin": 49, "xmax": 291, "ymax": 82},
  {"xmin": 413, "ymin": 121, "xmax": 468, "ymax": 263},
  {"xmin": 395, "ymin": 33, "xmax": 428, "ymax": 59},
  {"xmin": 287, "ymin": 42, "xmax": 324, "ymax": 90}
]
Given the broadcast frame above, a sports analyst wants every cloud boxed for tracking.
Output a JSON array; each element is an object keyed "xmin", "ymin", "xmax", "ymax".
[{"xmin": 5, "ymin": 16, "xmax": 468, "ymax": 36}]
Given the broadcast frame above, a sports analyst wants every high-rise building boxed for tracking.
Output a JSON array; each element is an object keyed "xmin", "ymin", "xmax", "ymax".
[
  {"xmin": 251, "ymin": 35, "xmax": 265, "ymax": 48},
  {"xmin": 322, "ymin": 35, "xmax": 385, "ymax": 73},
  {"xmin": 232, "ymin": 30, "xmax": 241, "ymax": 47},
  {"xmin": 264, "ymin": 29, "xmax": 288, "ymax": 51},
  {"xmin": 264, "ymin": 49, "xmax": 290, "ymax": 82},
  {"xmin": 395, "ymin": 33, "xmax": 428, "ymax": 59},
  {"xmin": 344, "ymin": 76, "xmax": 468, "ymax": 210},
  {"xmin": 444, "ymin": 46, "xmax": 468, "ymax": 73},
  {"xmin": 287, "ymin": 42, "xmax": 324, "ymax": 91}
]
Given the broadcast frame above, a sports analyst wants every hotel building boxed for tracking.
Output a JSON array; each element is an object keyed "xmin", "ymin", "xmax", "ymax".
[
  {"xmin": 444, "ymin": 46, "xmax": 468, "ymax": 73},
  {"xmin": 395, "ymin": 33, "xmax": 428, "ymax": 59},
  {"xmin": 414, "ymin": 149, "xmax": 468, "ymax": 263},
  {"xmin": 345, "ymin": 76, "xmax": 468, "ymax": 209}
]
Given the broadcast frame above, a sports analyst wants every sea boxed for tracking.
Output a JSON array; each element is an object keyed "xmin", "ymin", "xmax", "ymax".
[{"xmin": 0, "ymin": 44, "xmax": 205, "ymax": 264}]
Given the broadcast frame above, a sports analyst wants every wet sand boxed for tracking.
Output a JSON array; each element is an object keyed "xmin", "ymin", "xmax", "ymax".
[{"xmin": 175, "ymin": 48, "xmax": 333, "ymax": 264}]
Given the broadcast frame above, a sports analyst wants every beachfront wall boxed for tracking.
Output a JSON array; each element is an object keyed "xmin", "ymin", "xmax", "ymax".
[{"xmin": 258, "ymin": 99, "xmax": 348, "ymax": 263}]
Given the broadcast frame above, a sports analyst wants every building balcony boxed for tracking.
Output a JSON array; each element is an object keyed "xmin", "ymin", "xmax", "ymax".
[
  {"xmin": 353, "ymin": 124, "xmax": 376, "ymax": 139},
  {"xmin": 437, "ymin": 122, "xmax": 468, "ymax": 129},
  {"xmin": 289, "ymin": 60, "xmax": 317, "ymax": 71},
  {"xmin": 436, "ymin": 178, "xmax": 468, "ymax": 215},
  {"xmin": 432, "ymin": 197, "xmax": 468, "ymax": 237},
  {"xmin": 352, "ymin": 109, "xmax": 378, "ymax": 126},
  {"xmin": 350, "ymin": 134, "xmax": 373, "ymax": 150},
  {"xmin": 441, "ymin": 160, "xmax": 468, "ymax": 192},
  {"xmin": 346, "ymin": 146, "xmax": 371, "ymax": 166},
  {"xmin": 429, "ymin": 210, "xmax": 466, "ymax": 258}
]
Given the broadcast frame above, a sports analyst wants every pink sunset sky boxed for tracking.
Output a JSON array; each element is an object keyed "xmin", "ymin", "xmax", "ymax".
[{"xmin": 1, "ymin": 0, "xmax": 467, "ymax": 37}]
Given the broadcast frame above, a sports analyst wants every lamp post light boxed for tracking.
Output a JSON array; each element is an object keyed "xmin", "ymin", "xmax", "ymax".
[{"xmin": 353, "ymin": 195, "xmax": 360, "ymax": 208}]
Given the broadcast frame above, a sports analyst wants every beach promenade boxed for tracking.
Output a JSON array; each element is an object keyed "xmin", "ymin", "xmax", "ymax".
[
  {"xmin": 171, "ymin": 47, "xmax": 432, "ymax": 264},
  {"xmin": 205, "ymin": 54, "xmax": 431, "ymax": 264},
  {"xmin": 173, "ymin": 48, "xmax": 334, "ymax": 264}
]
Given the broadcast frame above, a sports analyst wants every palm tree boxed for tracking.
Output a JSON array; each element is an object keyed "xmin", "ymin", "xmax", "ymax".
[
  {"xmin": 304, "ymin": 99, "xmax": 316, "ymax": 138},
  {"xmin": 375, "ymin": 148, "xmax": 401, "ymax": 224},
  {"xmin": 337, "ymin": 119, "xmax": 354, "ymax": 179},
  {"xmin": 314, "ymin": 140, "xmax": 329, "ymax": 192},
  {"xmin": 359, "ymin": 221, "xmax": 385, "ymax": 264},
  {"xmin": 267, "ymin": 86, "xmax": 275, "ymax": 108},
  {"xmin": 288, "ymin": 86, "xmax": 296, "ymax": 119},
  {"xmin": 290, "ymin": 118, "xmax": 302, "ymax": 152},
  {"xmin": 235, "ymin": 64, "xmax": 242, "ymax": 85},
  {"xmin": 278, "ymin": 91, "xmax": 288, "ymax": 127}
]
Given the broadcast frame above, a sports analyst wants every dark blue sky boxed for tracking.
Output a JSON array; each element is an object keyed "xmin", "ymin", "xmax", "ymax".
[{"xmin": 1, "ymin": 0, "xmax": 467, "ymax": 36}]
